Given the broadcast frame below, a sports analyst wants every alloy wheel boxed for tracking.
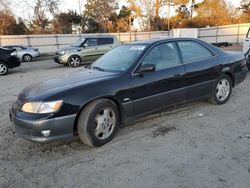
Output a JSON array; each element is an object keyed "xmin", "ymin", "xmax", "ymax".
[
  {"xmin": 93, "ymin": 107, "xmax": 116, "ymax": 140},
  {"xmin": 0, "ymin": 64, "xmax": 8, "ymax": 75},
  {"xmin": 216, "ymin": 79, "xmax": 230, "ymax": 102},
  {"xmin": 70, "ymin": 57, "xmax": 80, "ymax": 67},
  {"xmin": 23, "ymin": 55, "xmax": 32, "ymax": 62}
]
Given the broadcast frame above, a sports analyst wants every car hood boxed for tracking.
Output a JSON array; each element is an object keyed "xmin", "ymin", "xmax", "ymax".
[
  {"xmin": 18, "ymin": 69, "xmax": 118, "ymax": 102},
  {"xmin": 57, "ymin": 46, "xmax": 80, "ymax": 52}
]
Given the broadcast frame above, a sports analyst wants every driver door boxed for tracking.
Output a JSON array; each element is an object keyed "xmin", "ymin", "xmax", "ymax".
[
  {"xmin": 131, "ymin": 42, "xmax": 186, "ymax": 115},
  {"xmin": 81, "ymin": 38, "xmax": 98, "ymax": 61}
]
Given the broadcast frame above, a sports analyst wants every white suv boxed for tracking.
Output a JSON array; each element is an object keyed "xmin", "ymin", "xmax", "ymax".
[{"xmin": 243, "ymin": 28, "xmax": 250, "ymax": 68}]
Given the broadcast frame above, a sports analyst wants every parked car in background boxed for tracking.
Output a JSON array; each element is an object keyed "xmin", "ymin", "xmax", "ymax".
[
  {"xmin": 3, "ymin": 45, "xmax": 40, "ymax": 62},
  {"xmin": 0, "ymin": 48, "xmax": 21, "ymax": 76},
  {"xmin": 54, "ymin": 35, "xmax": 119, "ymax": 67},
  {"xmin": 243, "ymin": 27, "xmax": 250, "ymax": 68},
  {"xmin": 10, "ymin": 38, "xmax": 248, "ymax": 147}
]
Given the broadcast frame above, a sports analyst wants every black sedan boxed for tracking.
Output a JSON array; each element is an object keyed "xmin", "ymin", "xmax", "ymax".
[
  {"xmin": 10, "ymin": 38, "xmax": 248, "ymax": 147},
  {"xmin": 0, "ymin": 48, "xmax": 21, "ymax": 75}
]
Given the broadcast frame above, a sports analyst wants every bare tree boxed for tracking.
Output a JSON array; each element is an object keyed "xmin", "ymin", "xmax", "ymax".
[
  {"xmin": 0, "ymin": 0, "xmax": 11, "ymax": 10},
  {"xmin": 30, "ymin": 0, "xmax": 60, "ymax": 33}
]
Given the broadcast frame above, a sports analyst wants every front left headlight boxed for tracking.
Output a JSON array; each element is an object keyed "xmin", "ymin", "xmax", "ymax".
[
  {"xmin": 59, "ymin": 50, "xmax": 68, "ymax": 55},
  {"xmin": 11, "ymin": 51, "xmax": 17, "ymax": 56},
  {"xmin": 21, "ymin": 100, "xmax": 63, "ymax": 114}
]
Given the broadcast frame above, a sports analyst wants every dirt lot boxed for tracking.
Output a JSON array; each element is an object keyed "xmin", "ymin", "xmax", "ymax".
[{"xmin": 1, "ymin": 52, "xmax": 250, "ymax": 188}]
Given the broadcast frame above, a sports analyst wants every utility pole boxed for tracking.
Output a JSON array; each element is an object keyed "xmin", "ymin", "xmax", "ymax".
[
  {"xmin": 167, "ymin": 0, "xmax": 171, "ymax": 31},
  {"xmin": 129, "ymin": 14, "xmax": 132, "ymax": 41},
  {"xmin": 190, "ymin": 0, "xmax": 195, "ymax": 19},
  {"xmin": 155, "ymin": 0, "xmax": 159, "ymax": 17}
]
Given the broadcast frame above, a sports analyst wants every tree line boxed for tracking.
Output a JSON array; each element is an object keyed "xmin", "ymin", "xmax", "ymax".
[{"xmin": 0, "ymin": 0, "xmax": 250, "ymax": 35}]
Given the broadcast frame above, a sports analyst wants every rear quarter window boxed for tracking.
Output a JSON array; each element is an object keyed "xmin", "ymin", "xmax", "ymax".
[
  {"xmin": 98, "ymin": 38, "xmax": 114, "ymax": 45},
  {"xmin": 178, "ymin": 41, "xmax": 214, "ymax": 63}
]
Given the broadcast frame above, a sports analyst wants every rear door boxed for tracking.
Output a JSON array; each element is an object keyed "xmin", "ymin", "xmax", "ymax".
[
  {"xmin": 177, "ymin": 40, "xmax": 220, "ymax": 101},
  {"xmin": 131, "ymin": 42, "xmax": 186, "ymax": 115},
  {"xmin": 97, "ymin": 38, "xmax": 114, "ymax": 55}
]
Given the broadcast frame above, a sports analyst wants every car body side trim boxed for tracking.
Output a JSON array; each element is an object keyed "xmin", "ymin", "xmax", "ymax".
[{"xmin": 132, "ymin": 79, "xmax": 216, "ymax": 103}]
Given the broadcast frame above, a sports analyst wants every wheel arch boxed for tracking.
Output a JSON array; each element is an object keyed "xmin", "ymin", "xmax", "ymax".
[
  {"xmin": 223, "ymin": 72, "xmax": 235, "ymax": 87},
  {"xmin": 73, "ymin": 96, "xmax": 122, "ymax": 133}
]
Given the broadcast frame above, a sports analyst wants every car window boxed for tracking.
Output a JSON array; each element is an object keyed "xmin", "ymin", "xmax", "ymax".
[
  {"xmin": 91, "ymin": 44, "xmax": 146, "ymax": 72},
  {"xmin": 141, "ymin": 42, "xmax": 181, "ymax": 70},
  {"xmin": 98, "ymin": 38, "xmax": 114, "ymax": 45},
  {"xmin": 85, "ymin": 39, "xmax": 97, "ymax": 46},
  {"xmin": 14, "ymin": 46, "xmax": 22, "ymax": 50},
  {"xmin": 178, "ymin": 41, "xmax": 213, "ymax": 63}
]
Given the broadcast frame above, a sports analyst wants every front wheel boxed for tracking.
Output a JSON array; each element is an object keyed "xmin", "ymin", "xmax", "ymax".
[
  {"xmin": 77, "ymin": 99, "xmax": 120, "ymax": 147},
  {"xmin": 0, "ymin": 63, "xmax": 9, "ymax": 76},
  {"xmin": 22, "ymin": 54, "xmax": 32, "ymax": 62},
  {"xmin": 209, "ymin": 74, "xmax": 232, "ymax": 105},
  {"xmin": 68, "ymin": 55, "xmax": 81, "ymax": 67}
]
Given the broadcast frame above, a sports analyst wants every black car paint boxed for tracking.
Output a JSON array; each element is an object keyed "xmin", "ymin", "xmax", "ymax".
[
  {"xmin": 0, "ymin": 48, "xmax": 21, "ymax": 69},
  {"xmin": 10, "ymin": 38, "xmax": 248, "ymax": 143}
]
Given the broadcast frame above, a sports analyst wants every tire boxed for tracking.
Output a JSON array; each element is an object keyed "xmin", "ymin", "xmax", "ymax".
[
  {"xmin": 0, "ymin": 62, "xmax": 9, "ymax": 76},
  {"xmin": 209, "ymin": 74, "xmax": 232, "ymax": 105},
  {"xmin": 77, "ymin": 99, "xmax": 120, "ymax": 147},
  {"xmin": 68, "ymin": 55, "xmax": 81, "ymax": 67},
  {"xmin": 22, "ymin": 54, "xmax": 32, "ymax": 62}
]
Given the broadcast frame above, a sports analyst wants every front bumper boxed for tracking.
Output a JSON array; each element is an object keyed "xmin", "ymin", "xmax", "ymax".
[
  {"xmin": 54, "ymin": 55, "xmax": 68, "ymax": 64},
  {"xmin": 9, "ymin": 109, "xmax": 76, "ymax": 143}
]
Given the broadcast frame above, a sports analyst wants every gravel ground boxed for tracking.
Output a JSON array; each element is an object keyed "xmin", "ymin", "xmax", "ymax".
[{"xmin": 1, "ymin": 52, "xmax": 250, "ymax": 188}]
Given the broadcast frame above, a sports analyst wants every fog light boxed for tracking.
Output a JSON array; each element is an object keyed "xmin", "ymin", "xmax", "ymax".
[{"xmin": 41, "ymin": 130, "xmax": 51, "ymax": 137}]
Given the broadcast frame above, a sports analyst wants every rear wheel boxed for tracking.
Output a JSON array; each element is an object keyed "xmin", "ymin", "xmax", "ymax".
[
  {"xmin": 22, "ymin": 54, "xmax": 32, "ymax": 62},
  {"xmin": 0, "ymin": 63, "xmax": 8, "ymax": 76},
  {"xmin": 68, "ymin": 55, "xmax": 81, "ymax": 67},
  {"xmin": 77, "ymin": 99, "xmax": 120, "ymax": 147},
  {"xmin": 209, "ymin": 74, "xmax": 232, "ymax": 105}
]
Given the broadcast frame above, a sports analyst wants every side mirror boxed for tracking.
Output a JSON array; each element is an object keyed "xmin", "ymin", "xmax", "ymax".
[
  {"xmin": 138, "ymin": 64, "xmax": 155, "ymax": 73},
  {"xmin": 83, "ymin": 43, "xmax": 88, "ymax": 48}
]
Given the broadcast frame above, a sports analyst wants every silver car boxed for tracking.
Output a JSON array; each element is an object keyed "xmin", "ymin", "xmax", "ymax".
[
  {"xmin": 54, "ymin": 35, "xmax": 119, "ymax": 67},
  {"xmin": 3, "ymin": 45, "xmax": 40, "ymax": 62}
]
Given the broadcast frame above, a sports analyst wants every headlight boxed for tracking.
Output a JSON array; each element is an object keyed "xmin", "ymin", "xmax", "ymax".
[
  {"xmin": 59, "ymin": 50, "xmax": 68, "ymax": 55},
  {"xmin": 21, "ymin": 100, "xmax": 63, "ymax": 114},
  {"xmin": 11, "ymin": 52, "xmax": 17, "ymax": 56}
]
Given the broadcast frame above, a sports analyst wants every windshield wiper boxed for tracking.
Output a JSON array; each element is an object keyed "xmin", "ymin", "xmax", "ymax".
[{"xmin": 91, "ymin": 66, "xmax": 105, "ymax": 72}]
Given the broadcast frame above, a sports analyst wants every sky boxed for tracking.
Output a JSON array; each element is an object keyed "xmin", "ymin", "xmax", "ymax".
[
  {"xmin": 12, "ymin": 0, "xmax": 241, "ymax": 21},
  {"xmin": 59, "ymin": 0, "xmax": 241, "ymax": 13}
]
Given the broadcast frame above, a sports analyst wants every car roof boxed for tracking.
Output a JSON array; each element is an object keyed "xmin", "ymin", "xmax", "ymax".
[
  {"xmin": 84, "ymin": 35, "xmax": 116, "ymax": 39},
  {"xmin": 127, "ymin": 37, "xmax": 226, "ymax": 56},
  {"xmin": 3, "ymin": 45, "xmax": 25, "ymax": 48},
  {"xmin": 128, "ymin": 37, "xmax": 206, "ymax": 45}
]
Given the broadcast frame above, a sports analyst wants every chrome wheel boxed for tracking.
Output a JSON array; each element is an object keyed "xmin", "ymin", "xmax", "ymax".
[
  {"xmin": 23, "ymin": 55, "xmax": 32, "ymax": 62},
  {"xmin": 216, "ymin": 79, "xmax": 230, "ymax": 102},
  {"xmin": 94, "ymin": 107, "xmax": 116, "ymax": 140},
  {"xmin": 0, "ymin": 63, "xmax": 8, "ymax": 75},
  {"xmin": 69, "ymin": 56, "xmax": 80, "ymax": 67}
]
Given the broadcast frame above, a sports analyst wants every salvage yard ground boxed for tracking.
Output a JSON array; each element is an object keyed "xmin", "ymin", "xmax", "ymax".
[{"xmin": 0, "ymin": 45, "xmax": 250, "ymax": 188}]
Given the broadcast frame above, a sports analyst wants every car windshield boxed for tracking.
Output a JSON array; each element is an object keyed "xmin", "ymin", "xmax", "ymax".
[
  {"xmin": 71, "ymin": 38, "xmax": 85, "ymax": 47},
  {"xmin": 90, "ymin": 44, "xmax": 147, "ymax": 72}
]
